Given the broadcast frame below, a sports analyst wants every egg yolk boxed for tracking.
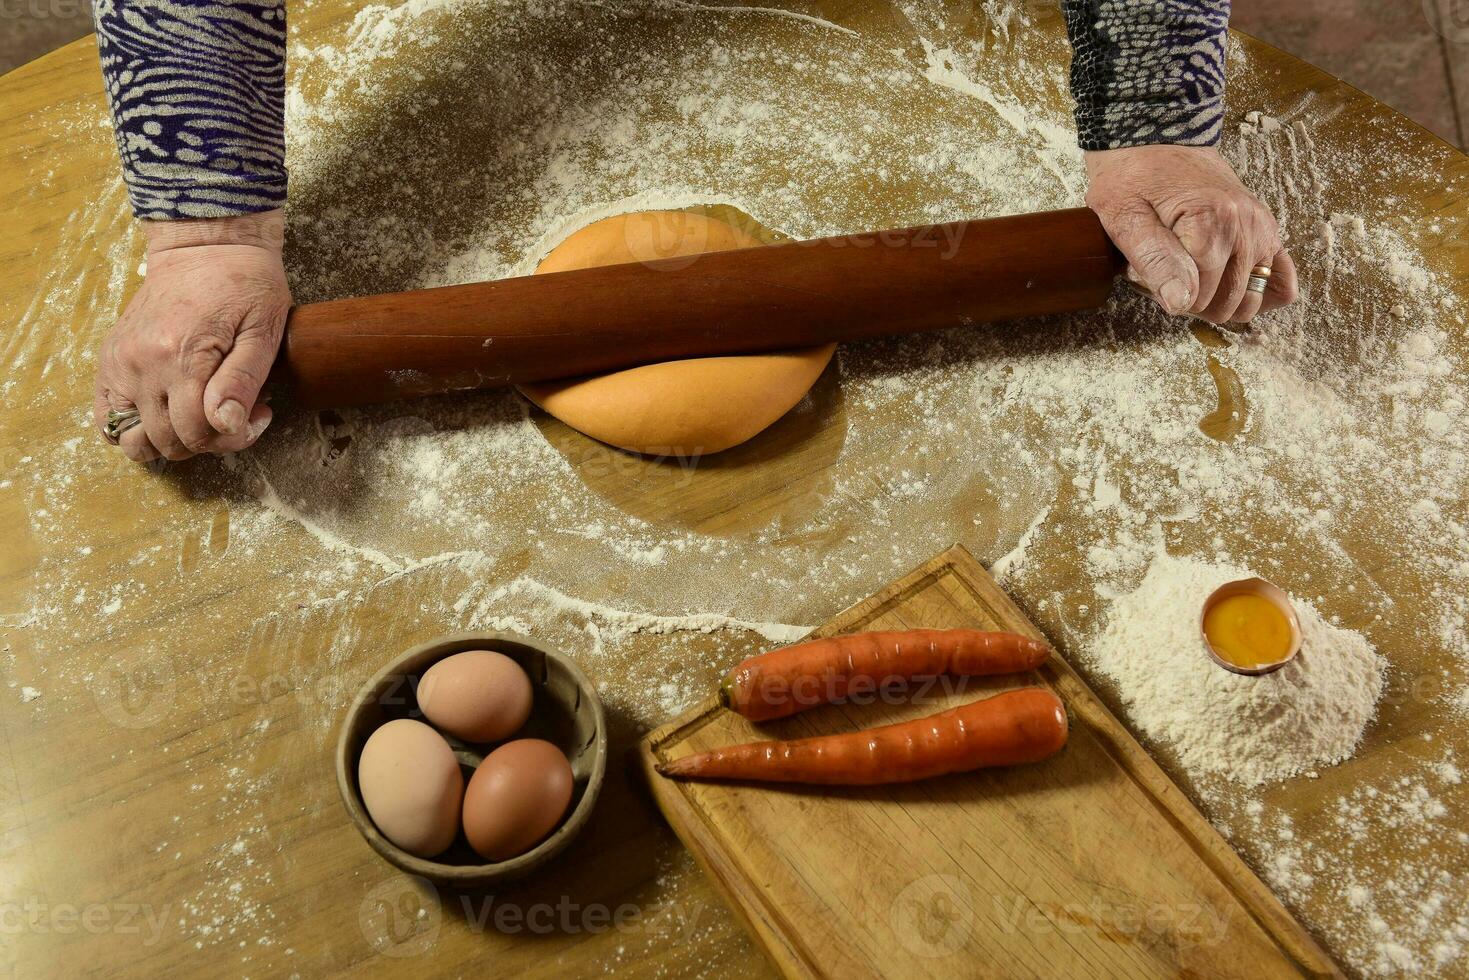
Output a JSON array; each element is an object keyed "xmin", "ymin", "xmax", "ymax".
[{"xmin": 1203, "ymin": 593, "xmax": 1293, "ymax": 668}]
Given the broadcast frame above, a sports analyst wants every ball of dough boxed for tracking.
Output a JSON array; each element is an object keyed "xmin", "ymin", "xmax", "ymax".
[{"xmin": 518, "ymin": 211, "xmax": 836, "ymax": 456}]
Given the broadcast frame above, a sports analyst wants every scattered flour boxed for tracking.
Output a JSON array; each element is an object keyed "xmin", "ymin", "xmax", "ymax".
[
  {"xmin": 991, "ymin": 505, "xmax": 1049, "ymax": 584},
  {"xmin": 1231, "ymin": 755, "xmax": 1469, "ymax": 974},
  {"xmin": 6, "ymin": 1, "xmax": 1467, "ymax": 975},
  {"xmin": 457, "ymin": 573, "xmax": 810, "ymax": 645}
]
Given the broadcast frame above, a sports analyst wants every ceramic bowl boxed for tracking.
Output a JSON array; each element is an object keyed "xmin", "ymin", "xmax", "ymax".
[{"xmin": 336, "ymin": 631, "xmax": 607, "ymax": 886}]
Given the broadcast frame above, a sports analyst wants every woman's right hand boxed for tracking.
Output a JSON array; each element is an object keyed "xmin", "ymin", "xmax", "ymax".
[{"xmin": 94, "ymin": 209, "xmax": 291, "ymax": 463}]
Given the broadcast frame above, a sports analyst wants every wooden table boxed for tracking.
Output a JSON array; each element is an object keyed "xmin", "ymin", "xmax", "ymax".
[{"xmin": 1, "ymin": 3, "xmax": 1465, "ymax": 977}]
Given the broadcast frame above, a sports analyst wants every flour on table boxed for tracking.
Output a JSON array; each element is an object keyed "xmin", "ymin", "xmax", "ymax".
[
  {"xmin": 1228, "ymin": 755, "xmax": 1469, "ymax": 974},
  {"xmin": 7, "ymin": 1, "xmax": 1468, "ymax": 974},
  {"xmin": 990, "ymin": 505, "xmax": 1049, "ymax": 584},
  {"xmin": 1089, "ymin": 550, "xmax": 1385, "ymax": 786}
]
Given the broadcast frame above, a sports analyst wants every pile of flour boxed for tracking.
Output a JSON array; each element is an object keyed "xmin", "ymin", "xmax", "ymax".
[{"xmin": 1089, "ymin": 551, "xmax": 1386, "ymax": 786}]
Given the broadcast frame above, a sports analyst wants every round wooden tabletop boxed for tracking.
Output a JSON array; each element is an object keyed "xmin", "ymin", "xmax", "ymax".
[{"xmin": 1, "ymin": 2, "xmax": 1465, "ymax": 977}]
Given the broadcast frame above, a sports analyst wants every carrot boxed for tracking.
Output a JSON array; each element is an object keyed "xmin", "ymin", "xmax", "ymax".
[
  {"xmin": 657, "ymin": 688, "xmax": 1067, "ymax": 785},
  {"xmin": 719, "ymin": 628, "xmax": 1051, "ymax": 722}
]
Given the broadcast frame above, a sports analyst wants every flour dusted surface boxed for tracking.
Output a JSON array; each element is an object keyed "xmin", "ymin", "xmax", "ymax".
[
  {"xmin": 1091, "ymin": 552, "xmax": 1385, "ymax": 786},
  {"xmin": 5, "ymin": 1, "xmax": 1468, "ymax": 976}
]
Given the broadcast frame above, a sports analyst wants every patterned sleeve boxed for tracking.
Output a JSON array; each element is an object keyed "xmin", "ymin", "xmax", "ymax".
[
  {"xmin": 1061, "ymin": 0, "xmax": 1231, "ymax": 150},
  {"xmin": 92, "ymin": 0, "xmax": 288, "ymax": 219}
]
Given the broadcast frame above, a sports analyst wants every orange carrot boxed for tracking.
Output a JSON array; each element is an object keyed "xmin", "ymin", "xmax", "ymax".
[
  {"xmin": 658, "ymin": 688, "xmax": 1067, "ymax": 785},
  {"xmin": 720, "ymin": 628, "xmax": 1051, "ymax": 721}
]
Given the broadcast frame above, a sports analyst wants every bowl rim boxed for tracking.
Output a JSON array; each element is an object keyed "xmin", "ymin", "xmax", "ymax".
[{"xmin": 335, "ymin": 630, "xmax": 608, "ymax": 883}]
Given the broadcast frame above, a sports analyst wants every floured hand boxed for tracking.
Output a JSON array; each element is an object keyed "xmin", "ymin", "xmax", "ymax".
[
  {"xmin": 1084, "ymin": 145, "xmax": 1298, "ymax": 324},
  {"xmin": 94, "ymin": 209, "xmax": 290, "ymax": 463}
]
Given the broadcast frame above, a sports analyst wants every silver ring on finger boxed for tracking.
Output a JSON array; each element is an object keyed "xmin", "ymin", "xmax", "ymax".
[
  {"xmin": 1247, "ymin": 264, "xmax": 1272, "ymax": 295},
  {"xmin": 103, "ymin": 407, "xmax": 143, "ymax": 445}
]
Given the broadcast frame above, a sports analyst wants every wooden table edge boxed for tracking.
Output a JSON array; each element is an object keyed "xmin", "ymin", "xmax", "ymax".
[{"xmin": 1228, "ymin": 26, "xmax": 1467, "ymax": 158}]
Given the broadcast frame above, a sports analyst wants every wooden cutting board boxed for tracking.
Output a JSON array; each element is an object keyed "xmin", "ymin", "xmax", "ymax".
[{"xmin": 637, "ymin": 545, "xmax": 1340, "ymax": 979}]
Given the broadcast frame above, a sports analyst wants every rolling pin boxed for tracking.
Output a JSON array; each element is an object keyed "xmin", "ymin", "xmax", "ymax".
[{"xmin": 273, "ymin": 207, "xmax": 1124, "ymax": 408}]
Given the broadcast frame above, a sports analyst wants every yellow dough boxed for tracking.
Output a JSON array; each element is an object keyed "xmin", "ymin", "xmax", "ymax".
[{"xmin": 518, "ymin": 211, "xmax": 836, "ymax": 456}]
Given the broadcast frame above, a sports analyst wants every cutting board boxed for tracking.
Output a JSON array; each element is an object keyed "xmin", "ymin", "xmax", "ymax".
[{"xmin": 637, "ymin": 545, "xmax": 1340, "ymax": 979}]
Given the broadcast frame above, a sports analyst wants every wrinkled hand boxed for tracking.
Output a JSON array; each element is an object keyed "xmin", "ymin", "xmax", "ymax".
[
  {"xmin": 95, "ymin": 209, "xmax": 290, "ymax": 462},
  {"xmin": 1085, "ymin": 145, "xmax": 1297, "ymax": 324}
]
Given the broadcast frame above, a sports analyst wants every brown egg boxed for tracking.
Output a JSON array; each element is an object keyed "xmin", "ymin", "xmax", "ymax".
[
  {"xmin": 417, "ymin": 650, "xmax": 533, "ymax": 743},
  {"xmin": 357, "ymin": 718, "xmax": 464, "ymax": 858},
  {"xmin": 462, "ymin": 739, "xmax": 574, "ymax": 861}
]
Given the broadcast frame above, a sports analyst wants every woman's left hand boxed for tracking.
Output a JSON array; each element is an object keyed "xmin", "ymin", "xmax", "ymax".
[{"xmin": 1084, "ymin": 144, "xmax": 1298, "ymax": 324}]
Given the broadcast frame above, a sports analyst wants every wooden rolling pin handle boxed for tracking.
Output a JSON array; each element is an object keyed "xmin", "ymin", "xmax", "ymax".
[{"xmin": 274, "ymin": 207, "xmax": 1124, "ymax": 409}]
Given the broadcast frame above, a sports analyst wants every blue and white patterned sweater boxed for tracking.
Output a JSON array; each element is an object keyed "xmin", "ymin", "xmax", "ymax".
[
  {"xmin": 94, "ymin": 0, "xmax": 1230, "ymax": 220},
  {"xmin": 1064, "ymin": 0, "xmax": 1230, "ymax": 149},
  {"xmin": 94, "ymin": 0, "xmax": 287, "ymax": 219}
]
